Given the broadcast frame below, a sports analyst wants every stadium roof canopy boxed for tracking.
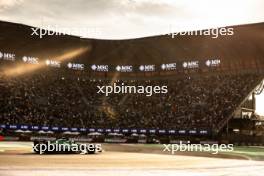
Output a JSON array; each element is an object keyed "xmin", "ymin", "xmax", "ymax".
[{"xmin": 0, "ymin": 21, "xmax": 264, "ymax": 65}]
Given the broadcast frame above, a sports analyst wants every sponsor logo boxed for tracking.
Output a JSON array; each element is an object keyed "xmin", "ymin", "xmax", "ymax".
[
  {"xmin": 139, "ymin": 65, "xmax": 155, "ymax": 72},
  {"xmin": 91, "ymin": 64, "xmax": 108, "ymax": 72},
  {"xmin": 22, "ymin": 56, "xmax": 39, "ymax": 64},
  {"xmin": 67, "ymin": 62, "xmax": 84, "ymax": 70},
  {"xmin": 0, "ymin": 51, "xmax": 15, "ymax": 61},
  {"xmin": 206, "ymin": 59, "xmax": 221, "ymax": 67},
  {"xmin": 46, "ymin": 59, "xmax": 61, "ymax": 68},
  {"xmin": 116, "ymin": 65, "xmax": 133, "ymax": 72}
]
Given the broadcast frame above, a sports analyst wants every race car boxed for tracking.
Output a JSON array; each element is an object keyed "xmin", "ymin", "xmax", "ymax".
[{"xmin": 33, "ymin": 138, "xmax": 102, "ymax": 154}]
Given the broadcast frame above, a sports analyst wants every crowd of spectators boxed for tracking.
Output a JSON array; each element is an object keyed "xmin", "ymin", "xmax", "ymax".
[{"xmin": 0, "ymin": 68, "xmax": 262, "ymax": 131}]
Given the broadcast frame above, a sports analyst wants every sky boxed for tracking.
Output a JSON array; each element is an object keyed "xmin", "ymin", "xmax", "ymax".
[
  {"xmin": 256, "ymin": 92, "xmax": 264, "ymax": 116},
  {"xmin": 0, "ymin": 0, "xmax": 264, "ymax": 39}
]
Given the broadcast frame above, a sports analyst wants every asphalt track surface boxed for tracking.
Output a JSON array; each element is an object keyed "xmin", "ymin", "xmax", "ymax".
[{"xmin": 0, "ymin": 142, "xmax": 264, "ymax": 176}]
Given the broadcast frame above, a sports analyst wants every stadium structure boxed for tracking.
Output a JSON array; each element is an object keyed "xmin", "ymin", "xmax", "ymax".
[{"xmin": 0, "ymin": 20, "xmax": 264, "ymax": 146}]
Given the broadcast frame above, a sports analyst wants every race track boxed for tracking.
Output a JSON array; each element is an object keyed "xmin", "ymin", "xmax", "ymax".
[{"xmin": 0, "ymin": 142, "xmax": 264, "ymax": 176}]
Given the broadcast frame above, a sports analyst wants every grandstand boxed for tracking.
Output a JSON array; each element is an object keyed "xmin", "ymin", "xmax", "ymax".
[{"xmin": 0, "ymin": 21, "xmax": 264, "ymax": 144}]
